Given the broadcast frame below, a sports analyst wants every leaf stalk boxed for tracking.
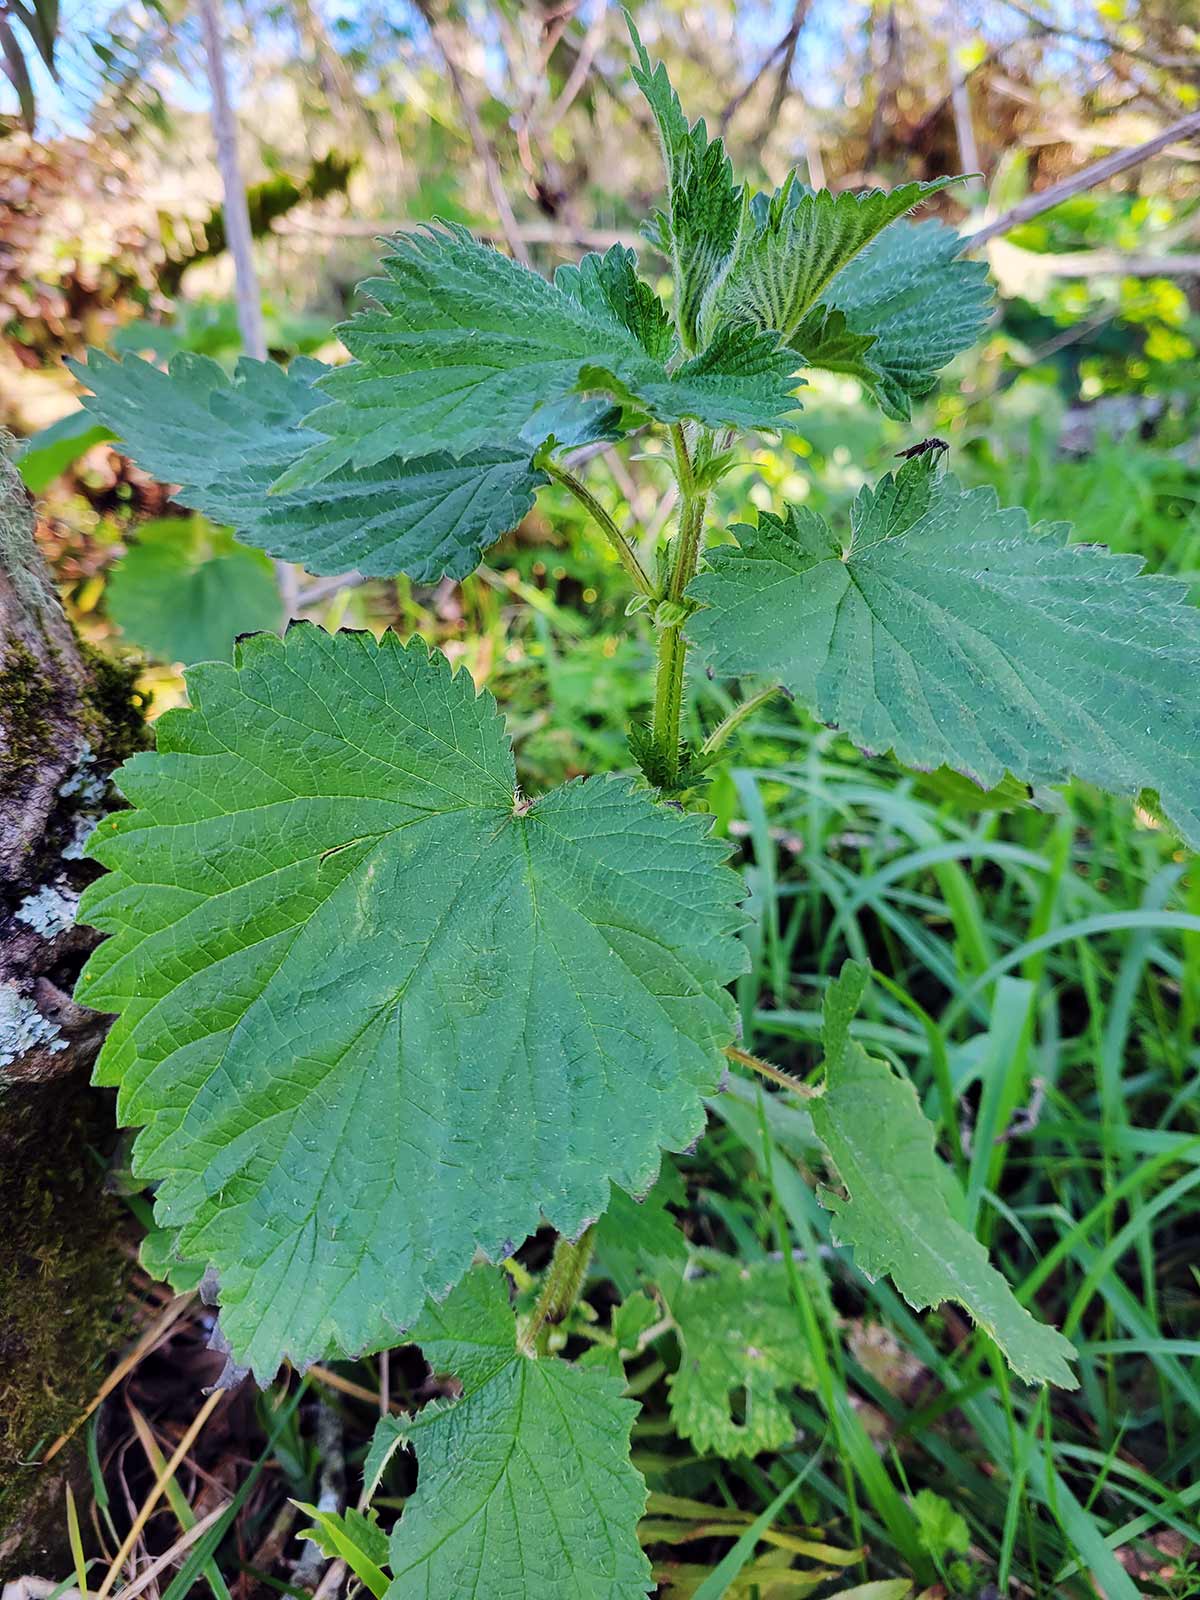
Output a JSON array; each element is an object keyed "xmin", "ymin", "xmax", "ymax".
[{"xmin": 541, "ymin": 459, "xmax": 655, "ymax": 598}]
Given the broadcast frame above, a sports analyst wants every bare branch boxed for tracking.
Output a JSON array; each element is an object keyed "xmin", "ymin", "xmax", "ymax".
[
  {"xmin": 196, "ymin": 0, "xmax": 266, "ymax": 361},
  {"xmin": 413, "ymin": 0, "xmax": 532, "ymax": 267},
  {"xmin": 965, "ymin": 109, "xmax": 1200, "ymax": 248}
]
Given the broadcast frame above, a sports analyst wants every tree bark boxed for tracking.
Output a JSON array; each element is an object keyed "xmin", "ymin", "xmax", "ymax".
[{"xmin": 0, "ymin": 437, "xmax": 143, "ymax": 1570}]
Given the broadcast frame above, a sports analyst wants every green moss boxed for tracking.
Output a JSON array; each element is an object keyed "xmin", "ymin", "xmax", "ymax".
[
  {"xmin": 0, "ymin": 639, "xmax": 58, "ymax": 791},
  {"xmin": 0, "ymin": 1078, "xmax": 127, "ymax": 1568},
  {"xmin": 79, "ymin": 642, "xmax": 146, "ymax": 768}
]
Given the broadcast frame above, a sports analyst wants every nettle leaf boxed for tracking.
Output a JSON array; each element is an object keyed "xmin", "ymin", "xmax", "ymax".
[
  {"xmin": 593, "ymin": 1158, "xmax": 687, "ymax": 1297},
  {"xmin": 77, "ymin": 625, "xmax": 746, "ymax": 1377},
  {"xmin": 814, "ymin": 217, "xmax": 993, "ymax": 417},
  {"xmin": 293, "ymin": 226, "xmax": 798, "ymax": 473},
  {"xmin": 627, "ymin": 14, "xmax": 741, "ymax": 347},
  {"xmin": 666, "ymin": 1257, "xmax": 815, "ymax": 1457},
  {"xmin": 297, "ymin": 1506, "xmax": 390, "ymax": 1598},
  {"xmin": 106, "ymin": 516, "xmax": 280, "ymax": 665},
  {"xmin": 710, "ymin": 176, "xmax": 965, "ymax": 344},
  {"xmin": 811, "ymin": 963, "xmax": 1077, "ymax": 1388},
  {"xmin": 382, "ymin": 1269, "xmax": 651, "ymax": 1599},
  {"xmin": 687, "ymin": 454, "xmax": 1200, "ymax": 848},
  {"xmin": 556, "ymin": 244, "xmax": 675, "ymax": 365},
  {"xmin": 70, "ymin": 350, "xmax": 553, "ymax": 582}
]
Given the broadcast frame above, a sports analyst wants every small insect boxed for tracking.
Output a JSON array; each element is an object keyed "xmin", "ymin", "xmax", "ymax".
[{"xmin": 895, "ymin": 437, "xmax": 949, "ymax": 459}]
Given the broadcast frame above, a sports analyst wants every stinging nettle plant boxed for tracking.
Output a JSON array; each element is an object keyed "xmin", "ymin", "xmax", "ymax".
[{"xmin": 70, "ymin": 15, "xmax": 1200, "ymax": 1593}]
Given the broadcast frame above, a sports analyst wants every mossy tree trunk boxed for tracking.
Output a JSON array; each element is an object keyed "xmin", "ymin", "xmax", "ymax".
[{"xmin": 0, "ymin": 440, "xmax": 143, "ymax": 1571}]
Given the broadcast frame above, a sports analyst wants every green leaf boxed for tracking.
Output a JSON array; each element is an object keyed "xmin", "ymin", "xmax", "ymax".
[
  {"xmin": 912, "ymin": 1489, "xmax": 969, "ymax": 1561},
  {"xmin": 814, "ymin": 218, "xmax": 993, "ymax": 416},
  {"xmin": 71, "ymin": 350, "xmax": 552, "ymax": 582},
  {"xmin": 808, "ymin": 962, "xmax": 1078, "ymax": 1388},
  {"xmin": 627, "ymin": 13, "xmax": 741, "ymax": 348},
  {"xmin": 687, "ymin": 454, "xmax": 1200, "ymax": 849},
  {"xmin": 106, "ymin": 516, "xmax": 281, "ymax": 665},
  {"xmin": 386, "ymin": 1269, "xmax": 651, "ymax": 1599},
  {"xmin": 555, "ymin": 244, "xmax": 675, "ymax": 364},
  {"xmin": 593, "ymin": 1159, "xmax": 687, "ymax": 1297},
  {"xmin": 15, "ymin": 408, "xmax": 115, "ymax": 495},
  {"xmin": 611, "ymin": 1289, "xmax": 660, "ymax": 1353},
  {"xmin": 293, "ymin": 226, "xmax": 797, "ymax": 471},
  {"xmin": 76, "ymin": 625, "xmax": 746, "ymax": 1378},
  {"xmin": 139, "ymin": 1225, "xmax": 206, "ymax": 1293},
  {"xmin": 710, "ymin": 176, "xmax": 966, "ymax": 343},
  {"xmin": 666, "ymin": 1257, "xmax": 816, "ymax": 1456},
  {"xmin": 295, "ymin": 1505, "xmax": 390, "ymax": 1598}
]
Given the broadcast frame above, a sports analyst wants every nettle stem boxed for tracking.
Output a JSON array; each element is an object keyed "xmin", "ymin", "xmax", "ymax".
[
  {"xmin": 520, "ymin": 1225, "xmax": 597, "ymax": 1356},
  {"xmin": 650, "ymin": 423, "xmax": 709, "ymax": 784}
]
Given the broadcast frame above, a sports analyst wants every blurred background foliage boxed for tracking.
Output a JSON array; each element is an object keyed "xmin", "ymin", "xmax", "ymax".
[{"xmin": 6, "ymin": 2, "xmax": 1200, "ymax": 1596}]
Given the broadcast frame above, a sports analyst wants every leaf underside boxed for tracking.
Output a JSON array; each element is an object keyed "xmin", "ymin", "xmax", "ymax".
[
  {"xmin": 687, "ymin": 454, "xmax": 1200, "ymax": 848},
  {"xmin": 380, "ymin": 1270, "xmax": 651, "ymax": 1599},
  {"xmin": 811, "ymin": 217, "xmax": 994, "ymax": 416},
  {"xmin": 77, "ymin": 624, "xmax": 746, "ymax": 1377},
  {"xmin": 811, "ymin": 964, "xmax": 1078, "ymax": 1388},
  {"xmin": 667, "ymin": 1257, "xmax": 816, "ymax": 1456},
  {"xmin": 70, "ymin": 350, "xmax": 555, "ymax": 582}
]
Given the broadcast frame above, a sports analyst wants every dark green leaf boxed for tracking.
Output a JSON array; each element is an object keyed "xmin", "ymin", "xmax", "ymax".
[
  {"xmin": 77, "ymin": 626, "xmax": 746, "ymax": 1376},
  {"xmin": 71, "ymin": 350, "xmax": 549, "ymax": 582},
  {"xmin": 810, "ymin": 963, "xmax": 1078, "ymax": 1387},
  {"xmin": 627, "ymin": 14, "xmax": 741, "ymax": 348},
  {"xmin": 688, "ymin": 455, "xmax": 1200, "ymax": 848},
  {"xmin": 816, "ymin": 218, "xmax": 993, "ymax": 417},
  {"xmin": 384, "ymin": 1269, "xmax": 651, "ymax": 1598}
]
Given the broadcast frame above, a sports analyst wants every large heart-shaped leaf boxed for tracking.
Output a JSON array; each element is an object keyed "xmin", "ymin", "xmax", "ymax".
[
  {"xmin": 77, "ymin": 624, "xmax": 745, "ymax": 1377},
  {"xmin": 687, "ymin": 454, "xmax": 1200, "ymax": 847}
]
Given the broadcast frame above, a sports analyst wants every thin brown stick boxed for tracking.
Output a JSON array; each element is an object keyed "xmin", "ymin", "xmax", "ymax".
[
  {"xmin": 42, "ymin": 1292, "xmax": 196, "ymax": 1464},
  {"xmin": 966, "ymin": 109, "xmax": 1200, "ymax": 248},
  {"xmin": 993, "ymin": 0, "xmax": 1199, "ymax": 75},
  {"xmin": 413, "ymin": 0, "xmax": 531, "ymax": 266}
]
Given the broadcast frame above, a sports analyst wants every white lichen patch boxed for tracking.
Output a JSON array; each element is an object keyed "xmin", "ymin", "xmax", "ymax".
[
  {"xmin": 15, "ymin": 882, "xmax": 79, "ymax": 939},
  {"xmin": 58, "ymin": 740, "xmax": 106, "ymax": 805},
  {"xmin": 0, "ymin": 983, "xmax": 67, "ymax": 1068}
]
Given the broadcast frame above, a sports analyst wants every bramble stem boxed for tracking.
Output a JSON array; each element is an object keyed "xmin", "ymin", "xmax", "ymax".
[
  {"xmin": 520, "ymin": 1225, "xmax": 597, "ymax": 1355},
  {"xmin": 702, "ymin": 682, "xmax": 783, "ymax": 756},
  {"xmin": 542, "ymin": 460, "xmax": 655, "ymax": 598}
]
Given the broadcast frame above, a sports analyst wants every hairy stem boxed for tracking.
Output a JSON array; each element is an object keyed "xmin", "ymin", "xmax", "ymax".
[
  {"xmin": 725, "ymin": 1044, "xmax": 819, "ymax": 1098},
  {"xmin": 520, "ymin": 1225, "xmax": 597, "ymax": 1356},
  {"xmin": 542, "ymin": 460, "xmax": 655, "ymax": 598},
  {"xmin": 649, "ymin": 425, "xmax": 709, "ymax": 785},
  {"xmin": 702, "ymin": 682, "xmax": 783, "ymax": 757}
]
